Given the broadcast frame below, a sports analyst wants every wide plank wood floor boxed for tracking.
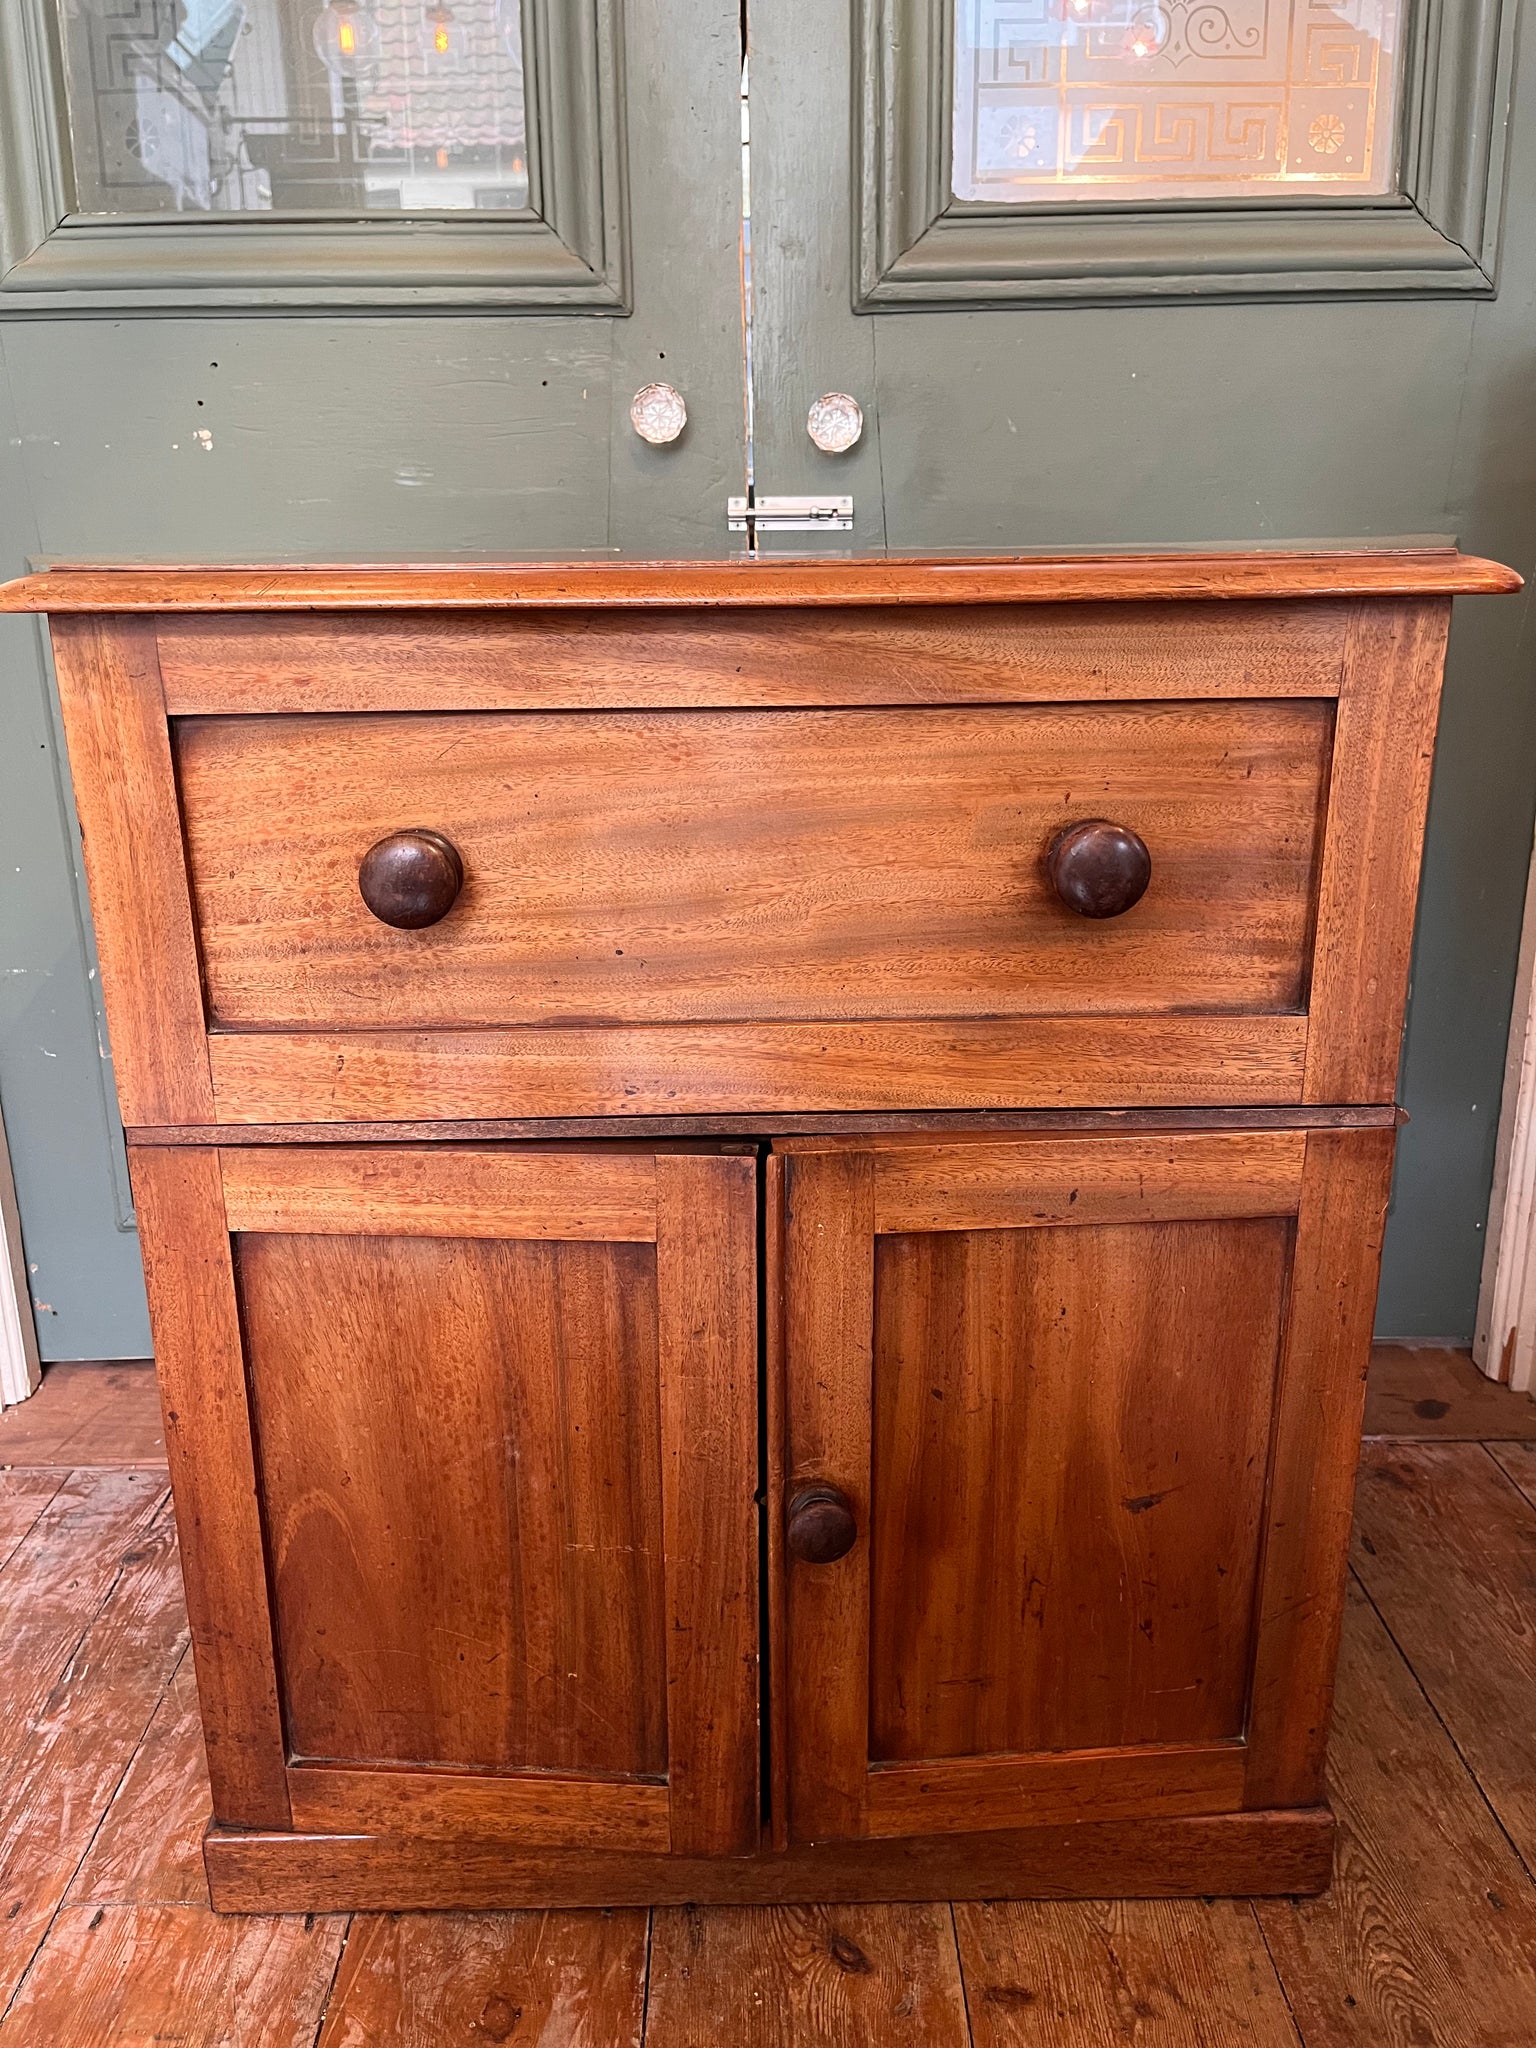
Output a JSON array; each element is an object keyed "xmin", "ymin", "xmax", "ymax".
[{"xmin": 0, "ymin": 1345, "xmax": 1532, "ymax": 2044}]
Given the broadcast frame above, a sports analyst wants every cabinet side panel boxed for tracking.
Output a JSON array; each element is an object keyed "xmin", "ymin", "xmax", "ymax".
[
  {"xmin": 127, "ymin": 1145, "xmax": 289, "ymax": 1826},
  {"xmin": 1244, "ymin": 1126, "xmax": 1396, "ymax": 1806},
  {"xmin": 1304, "ymin": 599, "xmax": 1451, "ymax": 1104},
  {"xmin": 50, "ymin": 617, "xmax": 213, "ymax": 1126}
]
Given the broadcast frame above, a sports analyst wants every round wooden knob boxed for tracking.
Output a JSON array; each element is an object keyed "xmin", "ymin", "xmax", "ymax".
[
  {"xmin": 358, "ymin": 830, "xmax": 464, "ymax": 929},
  {"xmin": 786, "ymin": 1485, "xmax": 858, "ymax": 1565},
  {"xmin": 1046, "ymin": 820, "xmax": 1152, "ymax": 919}
]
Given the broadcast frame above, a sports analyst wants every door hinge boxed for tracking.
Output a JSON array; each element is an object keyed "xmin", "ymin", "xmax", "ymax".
[{"xmin": 728, "ymin": 494, "xmax": 854, "ymax": 534}]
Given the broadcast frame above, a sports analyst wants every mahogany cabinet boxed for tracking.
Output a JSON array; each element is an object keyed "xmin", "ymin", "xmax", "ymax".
[{"xmin": 0, "ymin": 549, "xmax": 1517, "ymax": 1911}]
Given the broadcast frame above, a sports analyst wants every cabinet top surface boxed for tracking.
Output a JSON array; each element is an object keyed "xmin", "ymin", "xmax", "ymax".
[{"xmin": 0, "ymin": 549, "xmax": 1521, "ymax": 613}]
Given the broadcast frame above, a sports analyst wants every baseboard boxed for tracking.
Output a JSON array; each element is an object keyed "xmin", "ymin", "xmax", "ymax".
[{"xmin": 204, "ymin": 1805, "xmax": 1335, "ymax": 1913}]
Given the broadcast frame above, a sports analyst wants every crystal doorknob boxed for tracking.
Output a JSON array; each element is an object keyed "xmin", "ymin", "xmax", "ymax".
[
  {"xmin": 630, "ymin": 383, "xmax": 687, "ymax": 444},
  {"xmin": 807, "ymin": 393, "xmax": 863, "ymax": 453}
]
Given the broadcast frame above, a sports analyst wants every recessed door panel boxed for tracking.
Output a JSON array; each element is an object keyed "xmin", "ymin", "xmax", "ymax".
[
  {"xmin": 241, "ymin": 1228, "xmax": 669, "ymax": 1778},
  {"xmin": 869, "ymin": 1216, "xmax": 1288, "ymax": 1762}
]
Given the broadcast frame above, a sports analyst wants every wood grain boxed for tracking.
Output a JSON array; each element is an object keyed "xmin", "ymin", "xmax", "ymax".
[
  {"xmin": 67, "ymin": 1651, "xmax": 211, "ymax": 1908},
  {"xmin": 1350, "ymin": 1441, "xmax": 1536, "ymax": 1864},
  {"xmin": 240, "ymin": 1228, "xmax": 669, "ymax": 1778},
  {"xmin": 1365, "ymin": 1342, "xmax": 1536, "ymax": 1440},
  {"xmin": 0, "ymin": 1903, "xmax": 346, "ymax": 2048},
  {"xmin": 655, "ymin": 1152, "xmax": 761, "ymax": 1856},
  {"xmin": 1256, "ymin": 1582, "xmax": 1536, "ymax": 2046},
  {"xmin": 203, "ymin": 1807, "xmax": 1336, "ymax": 1910},
  {"xmin": 1243, "ymin": 1128, "xmax": 1395, "ymax": 1809},
  {"xmin": 955, "ymin": 1897, "xmax": 1303, "ymax": 2046},
  {"xmin": 645, "ymin": 1903, "xmax": 971, "ymax": 2047},
  {"xmin": 1490, "ymin": 1438, "xmax": 1536, "ymax": 1505},
  {"xmin": 0, "ymin": 1468, "xmax": 169, "ymax": 1783},
  {"xmin": 153, "ymin": 599, "xmax": 1350, "ymax": 713},
  {"xmin": 0, "ymin": 1363, "xmax": 164, "ymax": 1468},
  {"xmin": 0, "ymin": 1469, "xmax": 64, "ymax": 1570},
  {"xmin": 868, "ymin": 1217, "xmax": 1287, "ymax": 1767},
  {"xmin": 176, "ymin": 701, "xmax": 1330, "ymax": 1029},
  {"xmin": 127, "ymin": 1146, "xmax": 291, "ymax": 1829},
  {"xmin": 0, "ymin": 1498, "xmax": 186, "ymax": 2007},
  {"xmin": 206, "ymin": 1015, "xmax": 1311, "ymax": 1123},
  {"xmin": 779, "ymin": 1148, "xmax": 875, "ymax": 1844},
  {"xmin": 862, "ymin": 1744, "xmax": 1247, "ymax": 1837},
  {"xmin": 0, "ymin": 547, "xmax": 1519, "ymax": 611},
  {"xmin": 47, "ymin": 616, "xmax": 213, "ymax": 1126},
  {"xmin": 287, "ymin": 1764, "xmax": 671, "ymax": 1850},
  {"xmin": 871, "ymin": 1129, "xmax": 1306, "ymax": 1233},
  {"xmin": 219, "ymin": 1143, "xmax": 659, "ymax": 1240},
  {"xmin": 316, "ymin": 1909, "xmax": 650, "ymax": 2047},
  {"xmin": 1304, "ymin": 599, "xmax": 1452, "ymax": 1104}
]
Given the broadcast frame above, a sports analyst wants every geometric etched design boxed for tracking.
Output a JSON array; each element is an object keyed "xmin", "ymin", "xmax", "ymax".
[
  {"xmin": 61, "ymin": 0, "xmax": 528, "ymax": 215},
  {"xmin": 953, "ymin": 0, "xmax": 1401, "ymax": 200}
]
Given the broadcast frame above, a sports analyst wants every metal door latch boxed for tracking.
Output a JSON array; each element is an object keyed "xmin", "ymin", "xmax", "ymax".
[{"xmin": 727, "ymin": 495, "xmax": 854, "ymax": 534}]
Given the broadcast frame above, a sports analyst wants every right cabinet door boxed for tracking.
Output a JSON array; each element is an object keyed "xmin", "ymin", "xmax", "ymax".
[{"xmin": 770, "ymin": 1126, "xmax": 1394, "ymax": 1846}]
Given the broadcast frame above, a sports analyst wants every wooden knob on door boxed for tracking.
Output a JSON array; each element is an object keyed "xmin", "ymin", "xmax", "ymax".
[
  {"xmin": 1046, "ymin": 820, "xmax": 1152, "ymax": 919},
  {"xmin": 786, "ymin": 1485, "xmax": 858, "ymax": 1565},
  {"xmin": 358, "ymin": 830, "xmax": 464, "ymax": 929}
]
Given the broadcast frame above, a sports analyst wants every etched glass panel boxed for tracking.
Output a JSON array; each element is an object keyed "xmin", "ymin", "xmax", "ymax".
[
  {"xmin": 952, "ymin": 0, "xmax": 1402, "ymax": 201},
  {"xmin": 61, "ymin": 1, "xmax": 528, "ymax": 215}
]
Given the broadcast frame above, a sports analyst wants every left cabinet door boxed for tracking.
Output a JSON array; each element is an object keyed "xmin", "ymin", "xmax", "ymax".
[{"xmin": 128, "ymin": 1142, "xmax": 760, "ymax": 1859}]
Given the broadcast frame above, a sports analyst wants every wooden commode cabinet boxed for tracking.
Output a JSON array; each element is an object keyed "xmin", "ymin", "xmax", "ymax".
[{"xmin": 1, "ymin": 549, "xmax": 1517, "ymax": 1912}]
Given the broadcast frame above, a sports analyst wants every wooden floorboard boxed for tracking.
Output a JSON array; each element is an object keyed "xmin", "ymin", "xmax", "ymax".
[
  {"xmin": 0, "ymin": 1905, "xmax": 346, "ymax": 2048},
  {"xmin": 1350, "ymin": 1441, "xmax": 1536, "ymax": 1872},
  {"xmin": 0, "ymin": 1468, "xmax": 169, "ymax": 1783},
  {"xmin": 1488, "ymin": 1439, "xmax": 1536, "ymax": 1511},
  {"xmin": 315, "ymin": 1908, "xmax": 650, "ymax": 2046},
  {"xmin": 644, "ymin": 1903, "xmax": 972, "ymax": 2047},
  {"xmin": 1363, "ymin": 1344, "xmax": 1536, "ymax": 1440},
  {"xmin": 67, "ymin": 1650, "xmax": 211, "ymax": 1909},
  {"xmin": 1255, "ymin": 1579, "xmax": 1536, "ymax": 2047},
  {"xmin": 0, "ymin": 1346, "xmax": 1531, "ymax": 2043},
  {"xmin": 0, "ymin": 1495, "xmax": 186, "ymax": 2012},
  {"xmin": 0, "ymin": 1362, "xmax": 164, "ymax": 1469},
  {"xmin": 0, "ymin": 1473, "xmax": 64, "ymax": 1575},
  {"xmin": 954, "ymin": 1897, "xmax": 1302, "ymax": 2046}
]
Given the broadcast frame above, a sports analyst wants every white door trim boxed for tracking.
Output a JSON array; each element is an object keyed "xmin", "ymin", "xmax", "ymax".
[
  {"xmin": 0, "ymin": 1096, "xmax": 41, "ymax": 1407},
  {"xmin": 1475, "ymin": 830, "xmax": 1536, "ymax": 1394}
]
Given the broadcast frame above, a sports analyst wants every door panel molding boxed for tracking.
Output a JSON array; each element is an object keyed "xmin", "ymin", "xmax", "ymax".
[
  {"xmin": 0, "ymin": 0, "xmax": 628, "ymax": 315},
  {"xmin": 856, "ymin": 0, "xmax": 1515, "ymax": 307}
]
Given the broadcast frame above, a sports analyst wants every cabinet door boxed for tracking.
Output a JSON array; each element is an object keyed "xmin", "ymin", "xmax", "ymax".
[
  {"xmin": 769, "ymin": 1127, "xmax": 1393, "ymax": 1845},
  {"xmin": 130, "ymin": 1142, "xmax": 759, "ymax": 1858}
]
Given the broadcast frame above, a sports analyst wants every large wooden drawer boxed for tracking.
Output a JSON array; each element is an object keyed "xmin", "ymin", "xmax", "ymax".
[
  {"xmin": 174, "ymin": 700, "xmax": 1331, "ymax": 1030},
  {"xmin": 33, "ymin": 586, "xmax": 1458, "ymax": 1124}
]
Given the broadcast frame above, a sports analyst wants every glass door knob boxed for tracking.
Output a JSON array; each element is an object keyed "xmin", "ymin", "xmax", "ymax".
[
  {"xmin": 807, "ymin": 393, "xmax": 863, "ymax": 452},
  {"xmin": 630, "ymin": 383, "xmax": 688, "ymax": 444}
]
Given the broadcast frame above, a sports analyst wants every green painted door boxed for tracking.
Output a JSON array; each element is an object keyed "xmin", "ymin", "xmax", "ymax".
[
  {"xmin": 3, "ymin": 0, "xmax": 1535, "ymax": 1357},
  {"xmin": 745, "ymin": 0, "xmax": 1536, "ymax": 1338},
  {"xmin": 0, "ymin": 0, "xmax": 745, "ymax": 1358}
]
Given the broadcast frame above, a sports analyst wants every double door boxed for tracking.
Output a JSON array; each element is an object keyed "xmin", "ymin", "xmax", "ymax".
[{"xmin": 131, "ymin": 1120, "xmax": 1392, "ymax": 1857}]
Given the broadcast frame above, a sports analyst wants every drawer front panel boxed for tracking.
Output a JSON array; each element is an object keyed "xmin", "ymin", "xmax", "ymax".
[{"xmin": 176, "ymin": 701, "xmax": 1331, "ymax": 1031}]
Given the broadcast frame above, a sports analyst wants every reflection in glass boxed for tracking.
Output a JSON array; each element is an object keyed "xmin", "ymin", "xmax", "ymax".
[
  {"xmin": 62, "ymin": 0, "xmax": 528, "ymax": 215},
  {"xmin": 952, "ymin": 0, "xmax": 1400, "ymax": 202}
]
